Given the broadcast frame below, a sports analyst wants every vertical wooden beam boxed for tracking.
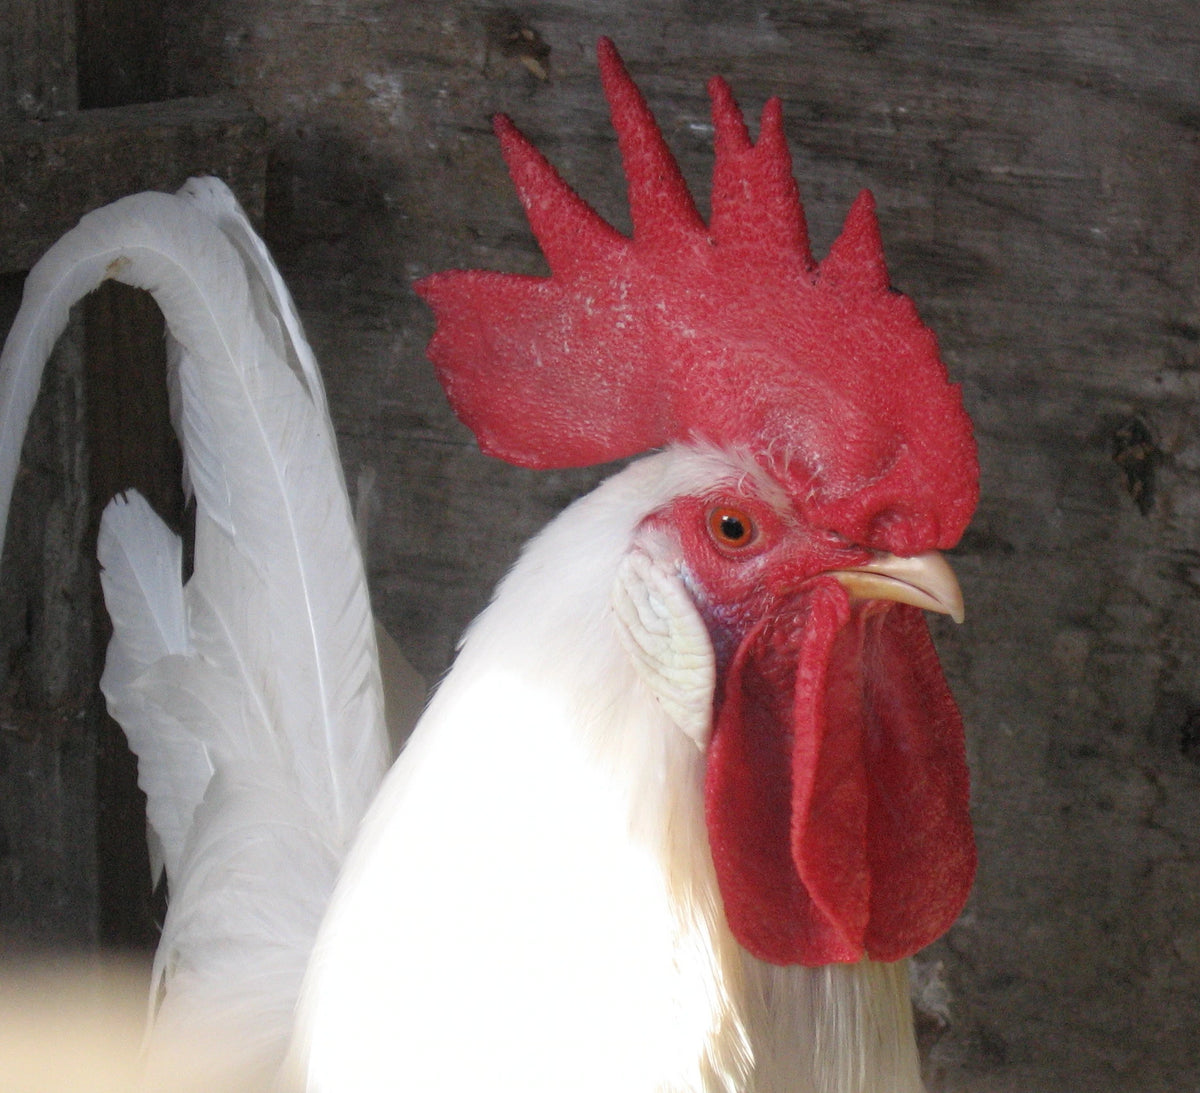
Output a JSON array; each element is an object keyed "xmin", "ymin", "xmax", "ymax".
[
  {"xmin": 0, "ymin": 0, "xmax": 77, "ymax": 115},
  {"xmin": 75, "ymin": 0, "xmax": 166, "ymax": 109},
  {"xmin": 73, "ymin": 0, "xmax": 175, "ymax": 952},
  {"xmin": 83, "ymin": 283, "xmax": 181, "ymax": 951},
  {"xmin": 0, "ymin": 283, "xmax": 99, "ymax": 950}
]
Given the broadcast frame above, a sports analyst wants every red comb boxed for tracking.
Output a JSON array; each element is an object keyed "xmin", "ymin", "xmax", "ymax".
[{"xmin": 416, "ymin": 38, "xmax": 977, "ymax": 553}]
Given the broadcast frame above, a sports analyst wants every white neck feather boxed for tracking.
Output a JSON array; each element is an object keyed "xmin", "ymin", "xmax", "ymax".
[
  {"xmin": 456, "ymin": 447, "xmax": 924, "ymax": 1093},
  {"xmin": 299, "ymin": 446, "xmax": 924, "ymax": 1093}
]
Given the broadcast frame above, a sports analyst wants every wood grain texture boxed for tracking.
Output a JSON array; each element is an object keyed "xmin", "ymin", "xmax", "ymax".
[
  {"xmin": 0, "ymin": 0, "xmax": 76, "ymax": 116},
  {"xmin": 0, "ymin": 299, "xmax": 99, "ymax": 951},
  {"xmin": 0, "ymin": 98, "xmax": 267, "ymax": 274}
]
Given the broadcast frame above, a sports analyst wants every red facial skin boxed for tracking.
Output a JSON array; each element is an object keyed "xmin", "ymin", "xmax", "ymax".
[
  {"xmin": 641, "ymin": 480, "xmax": 975, "ymax": 967},
  {"xmin": 644, "ymin": 487, "xmax": 871, "ymax": 668}
]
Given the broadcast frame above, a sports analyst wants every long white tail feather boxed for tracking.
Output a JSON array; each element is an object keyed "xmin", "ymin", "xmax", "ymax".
[
  {"xmin": 0, "ymin": 180, "xmax": 395, "ymax": 1076},
  {"xmin": 175, "ymin": 176, "xmax": 332, "ymax": 422},
  {"xmin": 164, "ymin": 177, "xmax": 339, "ymax": 511}
]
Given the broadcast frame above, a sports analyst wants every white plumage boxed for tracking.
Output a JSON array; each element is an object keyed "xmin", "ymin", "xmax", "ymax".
[
  {"xmin": 292, "ymin": 445, "xmax": 923, "ymax": 1093},
  {"xmin": 0, "ymin": 180, "xmax": 396, "ymax": 1086},
  {"xmin": 0, "ymin": 179, "xmax": 938, "ymax": 1093}
]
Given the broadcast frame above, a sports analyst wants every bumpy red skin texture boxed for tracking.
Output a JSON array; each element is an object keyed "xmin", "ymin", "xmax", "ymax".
[
  {"xmin": 706, "ymin": 584, "xmax": 975, "ymax": 966},
  {"xmin": 415, "ymin": 38, "xmax": 979, "ymax": 559},
  {"xmin": 652, "ymin": 490, "xmax": 975, "ymax": 967}
]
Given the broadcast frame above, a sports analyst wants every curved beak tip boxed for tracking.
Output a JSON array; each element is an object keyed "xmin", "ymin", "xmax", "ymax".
[{"xmin": 832, "ymin": 551, "xmax": 965, "ymax": 623}]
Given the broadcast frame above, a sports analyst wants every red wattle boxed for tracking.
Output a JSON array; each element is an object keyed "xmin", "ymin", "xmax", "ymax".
[{"xmin": 704, "ymin": 580, "xmax": 974, "ymax": 966}]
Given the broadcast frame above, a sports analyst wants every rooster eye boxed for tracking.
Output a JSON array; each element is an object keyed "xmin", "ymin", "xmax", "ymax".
[{"xmin": 707, "ymin": 505, "xmax": 757, "ymax": 549}]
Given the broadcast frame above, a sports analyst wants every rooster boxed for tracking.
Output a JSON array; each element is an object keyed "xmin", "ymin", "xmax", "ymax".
[{"xmin": 0, "ymin": 38, "xmax": 976, "ymax": 1093}]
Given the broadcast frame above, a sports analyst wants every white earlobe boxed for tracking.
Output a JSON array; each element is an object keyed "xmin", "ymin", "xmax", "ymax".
[{"xmin": 612, "ymin": 549, "xmax": 716, "ymax": 750}]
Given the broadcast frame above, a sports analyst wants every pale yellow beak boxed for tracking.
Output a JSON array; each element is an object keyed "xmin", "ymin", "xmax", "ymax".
[{"xmin": 831, "ymin": 551, "xmax": 965, "ymax": 624}]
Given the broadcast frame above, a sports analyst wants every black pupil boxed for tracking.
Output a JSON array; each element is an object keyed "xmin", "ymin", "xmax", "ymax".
[{"xmin": 720, "ymin": 514, "xmax": 746, "ymax": 541}]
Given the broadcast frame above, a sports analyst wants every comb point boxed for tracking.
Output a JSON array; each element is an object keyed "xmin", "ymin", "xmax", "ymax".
[
  {"xmin": 495, "ymin": 113, "xmax": 624, "ymax": 274},
  {"xmin": 821, "ymin": 189, "xmax": 890, "ymax": 292},
  {"xmin": 597, "ymin": 38, "xmax": 705, "ymax": 244}
]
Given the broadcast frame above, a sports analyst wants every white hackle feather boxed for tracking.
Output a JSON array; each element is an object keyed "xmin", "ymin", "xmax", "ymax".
[
  {"xmin": 0, "ymin": 180, "xmax": 394, "ymax": 1084},
  {"xmin": 294, "ymin": 444, "xmax": 924, "ymax": 1093}
]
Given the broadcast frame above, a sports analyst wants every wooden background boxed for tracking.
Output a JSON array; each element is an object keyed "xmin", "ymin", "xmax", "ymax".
[{"xmin": 3, "ymin": 2, "xmax": 1200, "ymax": 1090}]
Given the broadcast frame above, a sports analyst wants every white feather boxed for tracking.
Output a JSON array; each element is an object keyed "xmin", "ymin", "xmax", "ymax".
[
  {"xmin": 164, "ymin": 176, "xmax": 341, "ymax": 513},
  {"xmin": 0, "ymin": 181, "xmax": 394, "ymax": 1081},
  {"xmin": 175, "ymin": 177, "xmax": 331, "ymax": 421},
  {"xmin": 292, "ymin": 450, "xmax": 736, "ymax": 1092},
  {"xmin": 294, "ymin": 444, "xmax": 924, "ymax": 1093},
  {"xmin": 97, "ymin": 492, "xmax": 206, "ymax": 884}
]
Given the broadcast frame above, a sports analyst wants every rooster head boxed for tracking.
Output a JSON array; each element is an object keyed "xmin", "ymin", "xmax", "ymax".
[{"xmin": 417, "ymin": 39, "xmax": 978, "ymax": 967}]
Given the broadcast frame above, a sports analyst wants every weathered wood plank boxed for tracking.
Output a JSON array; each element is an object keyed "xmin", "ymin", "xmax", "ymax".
[
  {"xmin": 84, "ymin": 281, "xmax": 181, "ymax": 950},
  {"xmin": 0, "ymin": 97, "xmax": 267, "ymax": 274},
  {"xmin": 0, "ymin": 292, "xmax": 98, "ymax": 951},
  {"xmin": 0, "ymin": 0, "xmax": 76, "ymax": 116},
  {"xmin": 76, "ymin": 0, "xmax": 166, "ymax": 109}
]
